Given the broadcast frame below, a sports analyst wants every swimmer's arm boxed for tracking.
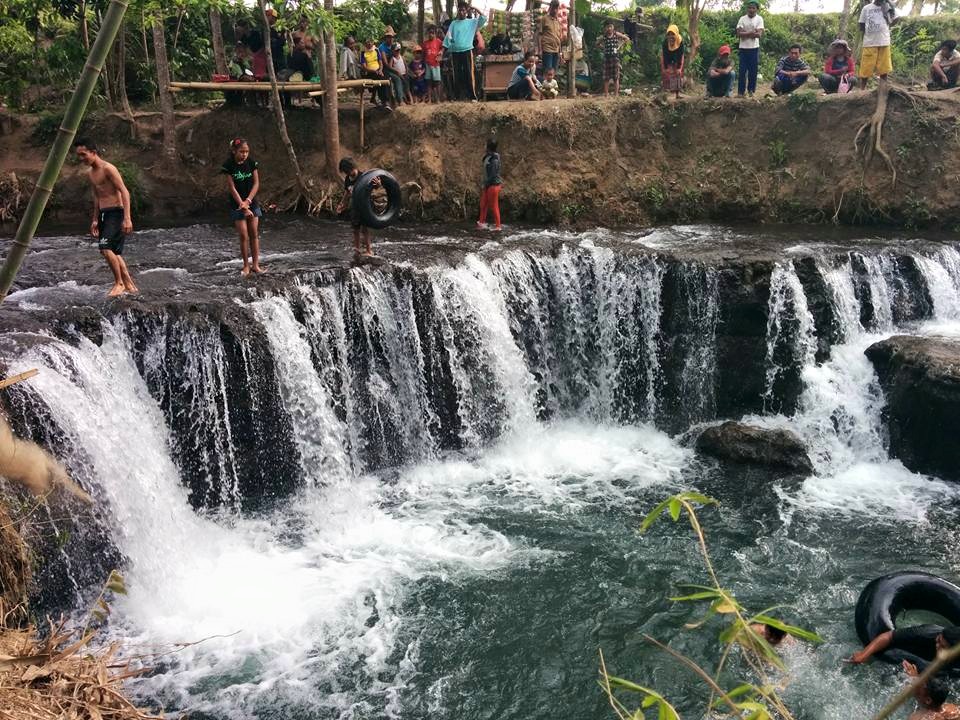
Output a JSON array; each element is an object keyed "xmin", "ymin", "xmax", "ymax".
[
  {"xmin": 247, "ymin": 169, "xmax": 260, "ymax": 205},
  {"xmin": 847, "ymin": 630, "xmax": 893, "ymax": 663},
  {"xmin": 90, "ymin": 185, "xmax": 100, "ymax": 237}
]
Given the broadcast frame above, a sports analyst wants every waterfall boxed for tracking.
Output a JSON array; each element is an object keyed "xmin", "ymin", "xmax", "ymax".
[{"xmin": 7, "ymin": 230, "xmax": 960, "ymax": 718}]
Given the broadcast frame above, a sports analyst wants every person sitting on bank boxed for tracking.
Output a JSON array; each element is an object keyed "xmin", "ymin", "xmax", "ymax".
[
  {"xmin": 773, "ymin": 44, "xmax": 811, "ymax": 95},
  {"xmin": 904, "ymin": 661, "xmax": 960, "ymax": 720},
  {"xmin": 706, "ymin": 44, "xmax": 737, "ymax": 97},
  {"xmin": 848, "ymin": 625, "xmax": 960, "ymax": 668},
  {"xmin": 929, "ymin": 40, "xmax": 960, "ymax": 89},
  {"xmin": 819, "ymin": 39, "xmax": 855, "ymax": 93},
  {"xmin": 541, "ymin": 67, "xmax": 560, "ymax": 99},
  {"xmin": 660, "ymin": 24, "xmax": 685, "ymax": 97},
  {"xmin": 507, "ymin": 51, "xmax": 543, "ymax": 101}
]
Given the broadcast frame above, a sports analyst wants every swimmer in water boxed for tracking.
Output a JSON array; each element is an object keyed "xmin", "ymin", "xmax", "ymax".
[
  {"xmin": 904, "ymin": 661, "xmax": 960, "ymax": 719},
  {"xmin": 848, "ymin": 625, "xmax": 960, "ymax": 666},
  {"xmin": 750, "ymin": 622, "xmax": 796, "ymax": 648}
]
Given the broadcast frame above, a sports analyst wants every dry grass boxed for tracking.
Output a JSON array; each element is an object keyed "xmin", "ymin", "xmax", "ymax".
[{"xmin": 0, "ymin": 617, "xmax": 161, "ymax": 720}]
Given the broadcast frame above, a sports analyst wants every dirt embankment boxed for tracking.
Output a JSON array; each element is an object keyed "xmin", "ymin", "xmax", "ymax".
[{"xmin": 2, "ymin": 90, "xmax": 959, "ymax": 230}]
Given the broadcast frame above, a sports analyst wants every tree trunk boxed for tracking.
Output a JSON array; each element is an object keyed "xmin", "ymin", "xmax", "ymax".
[
  {"xmin": 839, "ymin": 0, "xmax": 853, "ymax": 39},
  {"xmin": 0, "ymin": 0, "xmax": 130, "ymax": 299},
  {"xmin": 433, "ymin": 0, "xmax": 443, "ymax": 24},
  {"xmin": 258, "ymin": 0, "xmax": 310, "ymax": 201},
  {"xmin": 151, "ymin": 17, "xmax": 177, "ymax": 166},
  {"xmin": 688, "ymin": 8, "xmax": 702, "ymax": 74},
  {"xmin": 910, "ymin": 0, "xmax": 924, "ymax": 14},
  {"xmin": 322, "ymin": 0, "xmax": 341, "ymax": 181},
  {"xmin": 418, "ymin": 0, "xmax": 426, "ymax": 45},
  {"xmin": 79, "ymin": 0, "xmax": 90, "ymax": 50},
  {"xmin": 210, "ymin": 7, "xmax": 229, "ymax": 75},
  {"xmin": 447, "ymin": 0, "xmax": 454, "ymax": 19},
  {"xmin": 117, "ymin": 29, "xmax": 138, "ymax": 139}
]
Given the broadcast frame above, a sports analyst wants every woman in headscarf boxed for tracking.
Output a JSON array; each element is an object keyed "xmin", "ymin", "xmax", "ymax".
[
  {"xmin": 660, "ymin": 24, "xmax": 685, "ymax": 97},
  {"xmin": 819, "ymin": 38, "xmax": 855, "ymax": 93}
]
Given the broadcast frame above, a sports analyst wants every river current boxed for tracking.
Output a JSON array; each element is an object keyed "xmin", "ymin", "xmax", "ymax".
[{"xmin": 3, "ymin": 222, "xmax": 960, "ymax": 719}]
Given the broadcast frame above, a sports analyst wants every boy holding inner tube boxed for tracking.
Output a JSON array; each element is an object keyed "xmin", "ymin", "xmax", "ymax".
[{"xmin": 337, "ymin": 157, "xmax": 379, "ymax": 257}]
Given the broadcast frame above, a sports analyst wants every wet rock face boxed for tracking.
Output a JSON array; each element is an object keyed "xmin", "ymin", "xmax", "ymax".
[
  {"xmin": 866, "ymin": 336, "xmax": 960, "ymax": 482},
  {"xmin": 695, "ymin": 421, "xmax": 814, "ymax": 473}
]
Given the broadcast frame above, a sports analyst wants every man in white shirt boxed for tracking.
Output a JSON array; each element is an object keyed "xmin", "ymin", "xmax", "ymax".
[
  {"xmin": 930, "ymin": 39, "xmax": 960, "ymax": 89},
  {"xmin": 858, "ymin": 0, "xmax": 897, "ymax": 89},
  {"xmin": 735, "ymin": 0, "xmax": 764, "ymax": 97}
]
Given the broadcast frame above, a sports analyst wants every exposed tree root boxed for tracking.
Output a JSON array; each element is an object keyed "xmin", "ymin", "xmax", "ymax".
[{"xmin": 854, "ymin": 77, "xmax": 896, "ymax": 187}]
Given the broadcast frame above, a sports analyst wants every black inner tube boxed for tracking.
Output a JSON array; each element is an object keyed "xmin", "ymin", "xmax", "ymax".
[
  {"xmin": 351, "ymin": 169, "xmax": 402, "ymax": 231},
  {"xmin": 855, "ymin": 571, "xmax": 960, "ymax": 669}
]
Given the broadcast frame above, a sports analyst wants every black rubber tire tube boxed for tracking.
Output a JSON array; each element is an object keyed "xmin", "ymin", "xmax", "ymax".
[
  {"xmin": 855, "ymin": 571, "xmax": 960, "ymax": 666},
  {"xmin": 351, "ymin": 169, "xmax": 402, "ymax": 230}
]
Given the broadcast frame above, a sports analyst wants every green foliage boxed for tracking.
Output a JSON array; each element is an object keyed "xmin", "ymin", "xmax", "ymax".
[
  {"xmin": 115, "ymin": 161, "xmax": 148, "ymax": 216},
  {"xmin": 768, "ymin": 138, "xmax": 788, "ymax": 168},
  {"xmin": 30, "ymin": 111, "xmax": 65, "ymax": 146},
  {"xmin": 334, "ymin": 0, "xmax": 410, "ymax": 44},
  {"xmin": 601, "ymin": 492, "xmax": 823, "ymax": 720},
  {"xmin": 786, "ymin": 89, "xmax": 818, "ymax": 118},
  {"xmin": 0, "ymin": 18, "xmax": 35, "ymax": 105}
]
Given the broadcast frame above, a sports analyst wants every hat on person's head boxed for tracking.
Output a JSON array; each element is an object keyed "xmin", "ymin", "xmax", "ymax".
[
  {"xmin": 392, "ymin": 42, "xmax": 402, "ymax": 51},
  {"xmin": 412, "ymin": 44, "xmax": 422, "ymax": 52},
  {"xmin": 746, "ymin": 0, "xmax": 760, "ymax": 6},
  {"xmin": 718, "ymin": 44, "xmax": 731, "ymax": 55},
  {"xmin": 383, "ymin": 25, "xmax": 396, "ymax": 36},
  {"xmin": 265, "ymin": 7, "xmax": 278, "ymax": 17}
]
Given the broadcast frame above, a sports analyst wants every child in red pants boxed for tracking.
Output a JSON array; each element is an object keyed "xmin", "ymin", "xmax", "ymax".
[{"xmin": 477, "ymin": 138, "xmax": 502, "ymax": 231}]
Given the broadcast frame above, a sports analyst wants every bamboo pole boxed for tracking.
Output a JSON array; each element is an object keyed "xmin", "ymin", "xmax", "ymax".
[
  {"xmin": 0, "ymin": 0, "xmax": 129, "ymax": 301},
  {"xmin": 169, "ymin": 79, "xmax": 388, "ymax": 91},
  {"xmin": 360, "ymin": 86, "xmax": 365, "ymax": 149},
  {"xmin": 0, "ymin": 369, "xmax": 38, "ymax": 390},
  {"xmin": 567, "ymin": 1, "xmax": 576, "ymax": 97}
]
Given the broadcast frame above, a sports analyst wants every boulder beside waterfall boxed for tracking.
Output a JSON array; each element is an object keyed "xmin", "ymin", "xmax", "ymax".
[
  {"xmin": 695, "ymin": 421, "xmax": 813, "ymax": 473},
  {"xmin": 865, "ymin": 335, "xmax": 960, "ymax": 482}
]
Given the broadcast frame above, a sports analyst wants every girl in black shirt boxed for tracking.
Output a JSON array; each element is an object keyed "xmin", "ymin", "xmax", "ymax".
[{"xmin": 220, "ymin": 138, "xmax": 264, "ymax": 276}]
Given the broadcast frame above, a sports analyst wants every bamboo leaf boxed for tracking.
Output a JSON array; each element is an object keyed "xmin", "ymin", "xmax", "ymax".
[
  {"xmin": 668, "ymin": 498, "xmax": 681, "ymax": 521},
  {"xmin": 640, "ymin": 497, "xmax": 674, "ymax": 533},
  {"xmin": 669, "ymin": 590, "xmax": 721, "ymax": 602},
  {"xmin": 96, "ymin": 598, "xmax": 110, "ymax": 615}
]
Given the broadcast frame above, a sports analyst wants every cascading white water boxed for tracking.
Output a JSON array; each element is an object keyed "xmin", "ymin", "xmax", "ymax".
[
  {"xmin": 10, "ymin": 233, "xmax": 960, "ymax": 720},
  {"xmin": 763, "ymin": 262, "xmax": 817, "ymax": 408}
]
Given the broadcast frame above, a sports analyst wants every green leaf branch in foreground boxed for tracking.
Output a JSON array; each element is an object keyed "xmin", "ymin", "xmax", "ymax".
[{"xmin": 601, "ymin": 491, "xmax": 824, "ymax": 720}]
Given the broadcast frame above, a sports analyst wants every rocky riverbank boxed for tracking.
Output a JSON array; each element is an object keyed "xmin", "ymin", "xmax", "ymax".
[{"xmin": 3, "ymin": 91, "xmax": 960, "ymax": 232}]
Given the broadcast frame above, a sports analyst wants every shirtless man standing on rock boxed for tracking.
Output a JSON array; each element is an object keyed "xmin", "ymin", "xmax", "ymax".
[{"xmin": 74, "ymin": 139, "xmax": 138, "ymax": 297}]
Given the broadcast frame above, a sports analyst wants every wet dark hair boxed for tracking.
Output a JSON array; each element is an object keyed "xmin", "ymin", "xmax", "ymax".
[
  {"xmin": 927, "ymin": 677, "xmax": 950, "ymax": 708},
  {"xmin": 73, "ymin": 138, "xmax": 97, "ymax": 153},
  {"xmin": 339, "ymin": 157, "xmax": 358, "ymax": 174},
  {"xmin": 765, "ymin": 624, "xmax": 787, "ymax": 644},
  {"xmin": 942, "ymin": 39, "xmax": 958, "ymax": 52},
  {"xmin": 486, "ymin": 138, "xmax": 497, "ymax": 153},
  {"xmin": 941, "ymin": 626, "xmax": 960, "ymax": 646},
  {"xmin": 789, "ymin": 43, "xmax": 802, "ymax": 52}
]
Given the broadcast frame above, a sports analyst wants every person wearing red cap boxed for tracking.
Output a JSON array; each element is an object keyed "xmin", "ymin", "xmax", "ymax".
[{"xmin": 706, "ymin": 44, "xmax": 737, "ymax": 97}]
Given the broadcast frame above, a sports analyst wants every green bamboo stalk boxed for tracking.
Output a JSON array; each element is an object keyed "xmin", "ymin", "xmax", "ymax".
[{"xmin": 0, "ymin": 0, "xmax": 130, "ymax": 301}]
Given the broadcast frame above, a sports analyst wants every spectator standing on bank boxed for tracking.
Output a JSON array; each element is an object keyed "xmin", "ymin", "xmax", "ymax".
[
  {"xmin": 539, "ymin": 0, "xmax": 564, "ymax": 75},
  {"xmin": 858, "ymin": 0, "xmax": 897, "ymax": 89},
  {"xmin": 423, "ymin": 25, "xmax": 445, "ymax": 102},
  {"xmin": 736, "ymin": 0, "xmax": 764, "ymax": 97},
  {"xmin": 596, "ymin": 20, "xmax": 630, "ymax": 97},
  {"xmin": 443, "ymin": 1, "xmax": 486, "ymax": 101}
]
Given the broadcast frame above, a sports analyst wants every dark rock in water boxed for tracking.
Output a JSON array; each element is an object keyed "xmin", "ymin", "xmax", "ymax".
[
  {"xmin": 696, "ymin": 421, "xmax": 813, "ymax": 473},
  {"xmin": 865, "ymin": 335, "xmax": 960, "ymax": 481}
]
